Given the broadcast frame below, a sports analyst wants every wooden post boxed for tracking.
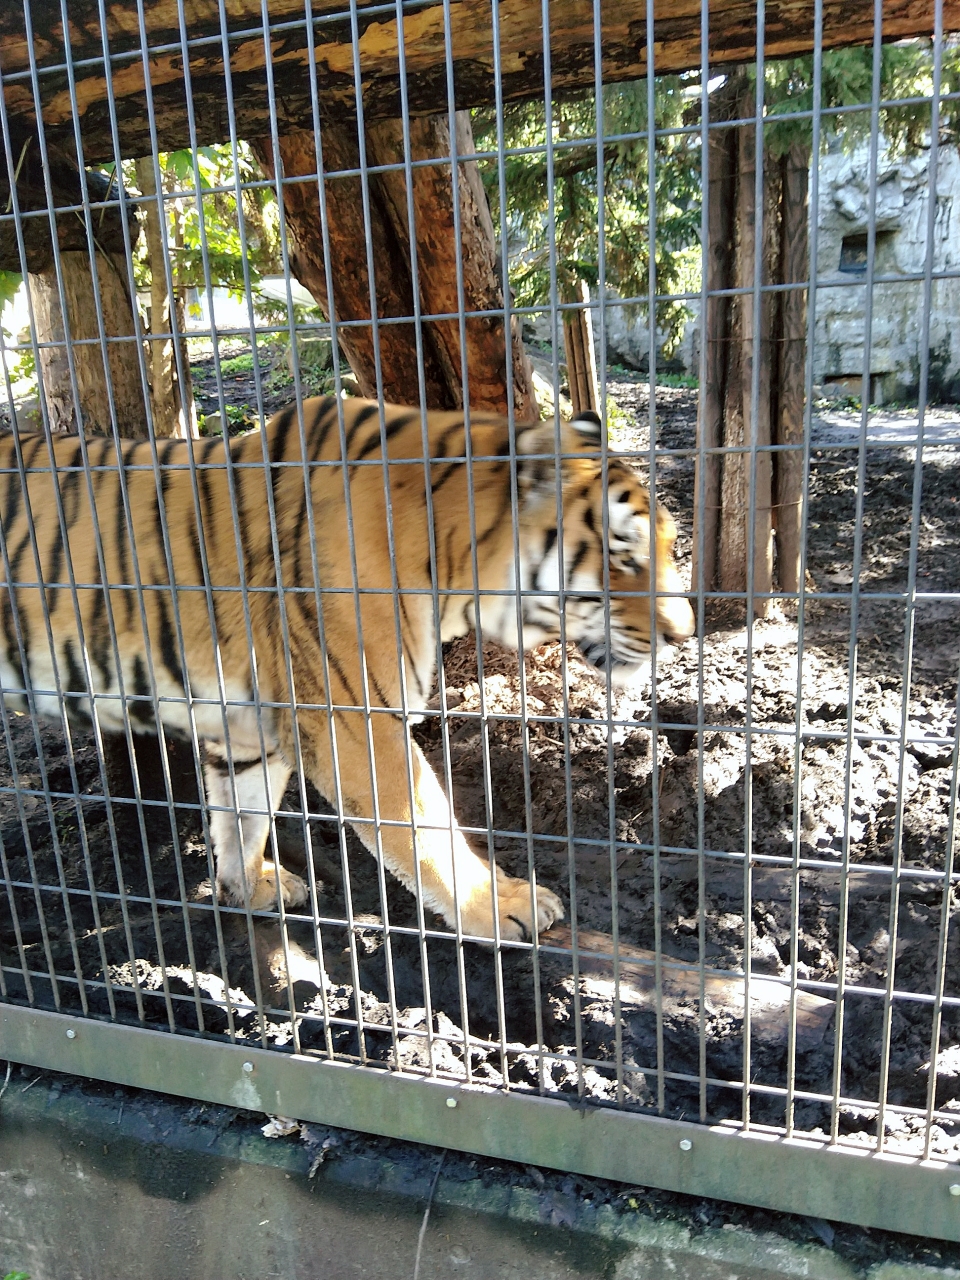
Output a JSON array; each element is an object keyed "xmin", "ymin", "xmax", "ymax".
[
  {"xmin": 772, "ymin": 143, "xmax": 810, "ymax": 596},
  {"xmin": 716, "ymin": 87, "xmax": 775, "ymax": 612},
  {"xmin": 135, "ymin": 158, "xmax": 197, "ymax": 439},
  {"xmin": 368, "ymin": 112, "xmax": 538, "ymax": 420},
  {"xmin": 693, "ymin": 74, "xmax": 808, "ymax": 616},
  {"xmin": 562, "ymin": 280, "xmax": 599, "ymax": 419}
]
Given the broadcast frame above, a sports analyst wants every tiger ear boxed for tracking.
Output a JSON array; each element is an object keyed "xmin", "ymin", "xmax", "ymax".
[{"xmin": 570, "ymin": 410, "xmax": 604, "ymax": 448}]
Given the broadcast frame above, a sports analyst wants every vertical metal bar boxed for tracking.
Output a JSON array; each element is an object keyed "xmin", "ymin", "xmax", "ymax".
[
  {"xmin": 437, "ymin": 0, "xmax": 512, "ymax": 1076},
  {"xmin": 591, "ymin": 0, "xmax": 626, "ymax": 1108},
  {"xmin": 2, "ymin": 1, "xmax": 156, "ymax": 1023},
  {"xmin": 291, "ymin": 0, "xmax": 375, "ymax": 1062},
  {"xmin": 380, "ymin": 0, "xmax": 444, "ymax": 1077},
  {"xmin": 829, "ymin": 0, "xmax": 885, "ymax": 1144},
  {"xmin": 186, "ymin": 0, "xmax": 306, "ymax": 1044},
  {"xmin": 784, "ymin": 0, "xmax": 824, "ymax": 1140},
  {"xmin": 292, "ymin": 1, "xmax": 380, "ymax": 1065},
  {"xmin": 539, "ymin": 0, "xmax": 587, "ymax": 1100},
  {"xmin": 694, "ymin": 0, "xmax": 711, "ymax": 1124},
  {"xmin": 59, "ymin": 0, "xmax": 213, "ymax": 1034},
  {"xmin": 875, "ymin": 0, "xmax": 945, "ymax": 1153},
  {"xmin": 134, "ymin": 0, "xmax": 271, "ymax": 1041},
  {"xmin": 0, "ymin": 294, "xmax": 81, "ymax": 1011},
  {"xmin": 739, "ymin": 0, "xmax": 768, "ymax": 1133},
  {"xmin": 342, "ymin": 0, "xmax": 440, "ymax": 1067},
  {"xmin": 645, "ymin": 0, "xmax": 667, "ymax": 1117},
  {"xmin": 488, "ymin": 0, "xmax": 549, "ymax": 1090},
  {"xmin": 92, "ymin": 0, "xmax": 239, "ymax": 1041}
]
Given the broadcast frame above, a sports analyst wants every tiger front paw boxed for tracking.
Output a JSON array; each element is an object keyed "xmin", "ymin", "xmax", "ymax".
[
  {"xmin": 460, "ymin": 874, "xmax": 564, "ymax": 942},
  {"xmin": 218, "ymin": 861, "xmax": 309, "ymax": 911}
]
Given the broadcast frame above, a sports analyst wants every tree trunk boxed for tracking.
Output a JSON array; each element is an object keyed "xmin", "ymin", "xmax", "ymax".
[
  {"xmin": 562, "ymin": 280, "xmax": 599, "ymax": 419},
  {"xmin": 693, "ymin": 97, "xmax": 737, "ymax": 598},
  {"xmin": 772, "ymin": 143, "xmax": 810, "ymax": 596},
  {"xmin": 693, "ymin": 74, "xmax": 808, "ymax": 616},
  {"xmin": 716, "ymin": 88, "xmax": 775, "ymax": 611},
  {"xmin": 30, "ymin": 249, "xmax": 149, "ymax": 437},
  {"xmin": 135, "ymin": 157, "xmax": 197, "ymax": 439},
  {"xmin": 251, "ymin": 114, "xmax": 537, "ymax": 419}
]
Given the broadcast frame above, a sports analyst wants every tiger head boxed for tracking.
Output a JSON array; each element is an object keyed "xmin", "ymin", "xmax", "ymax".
[{"xmin": 509, "ymin": 411, "xmax": 696, "ymax": 685}]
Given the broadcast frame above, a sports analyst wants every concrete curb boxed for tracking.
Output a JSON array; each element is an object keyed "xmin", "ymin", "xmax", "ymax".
[{"xmin": 1, "ymin": 1069, "xmax": 958, "ymax": 1280}]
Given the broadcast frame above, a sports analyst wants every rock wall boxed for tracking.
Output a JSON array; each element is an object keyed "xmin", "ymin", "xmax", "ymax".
[
  {"xmin": 551, "ymin": 137, "xmax": 960, "ymax": 406},
  {"xmin": 814, "ymin": 136, "xmax": 960, "ymax": 404}
]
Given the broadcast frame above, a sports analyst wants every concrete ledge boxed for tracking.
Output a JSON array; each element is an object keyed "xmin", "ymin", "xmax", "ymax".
[{"xmin": 1, "ymin": 1066, "xmax": 959, "ymax": 1280}]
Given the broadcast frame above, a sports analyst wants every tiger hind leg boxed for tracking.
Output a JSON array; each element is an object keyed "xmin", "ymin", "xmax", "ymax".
[{"xmin": 203, "ymin": 748, "xmax": 304, "ymax": 909}]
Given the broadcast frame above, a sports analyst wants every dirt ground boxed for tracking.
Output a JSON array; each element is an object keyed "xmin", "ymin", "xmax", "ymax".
[{"xmin": 1, "ymin": 375, "xmax": 958, "ymax": 1164}]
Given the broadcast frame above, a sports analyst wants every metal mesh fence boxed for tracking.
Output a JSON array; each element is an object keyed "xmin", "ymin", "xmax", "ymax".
[{"xmin": 1, "ymin": 0, "xmax": 959, "ymax": 1240}]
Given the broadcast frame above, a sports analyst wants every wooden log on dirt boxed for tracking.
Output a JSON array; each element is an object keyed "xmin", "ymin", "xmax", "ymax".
[
  {"xmin": 1, "ymin": 0, "xmax": 953, "ymax": 164},
  {"xmin": 543, "ymin": 926, "xmax": 835, "ymax": 1051}
]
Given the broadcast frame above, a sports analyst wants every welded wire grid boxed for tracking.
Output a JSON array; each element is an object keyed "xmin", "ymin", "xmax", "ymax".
[{"xmin": 0, "ymin": 0, "xmax": 957, "ymax": 1176}]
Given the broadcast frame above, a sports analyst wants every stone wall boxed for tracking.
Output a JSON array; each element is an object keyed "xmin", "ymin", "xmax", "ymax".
[
  {"xmin": 814, "ymin": 136, "xmax": 960, "ymax": 404},
  {"xmin": 561, "ymin": 137, "xmax": 960, "ymax": 406}
]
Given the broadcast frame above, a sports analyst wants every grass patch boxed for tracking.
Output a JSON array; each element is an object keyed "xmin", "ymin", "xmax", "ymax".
[{"xmin": 219, "ymin": 353, "xmax": 256, "ymax": 375}]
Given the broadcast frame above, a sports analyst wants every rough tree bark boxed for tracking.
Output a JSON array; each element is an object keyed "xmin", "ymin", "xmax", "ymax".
[
  {"xmin": 30, "ymin": 249, "xmax": 149, "ymax": 438},
  {"xmin": 5, "ymin": 131, "xmax": 148, "ymax": 437},
  {"xmin": 693, "ymin": 74, "xmax": 809, "ymax": 615},
  {"xmin": 0, "ymin": 126, "xmax": 133, "ymax": 272},
  {"xmin": 252, "ymin": 113, "xmax": 537, "ymax": 419},
  {"xmin": 135, "ymin": 157, "xmax": 197, "ymax": 439},
  {"xmin": 771, "ymin": 143, "xmax": 810, "ymax": 596},
  {"xmin": 1, "ymin": 0, "xmax": 950, "ymax": 164}
]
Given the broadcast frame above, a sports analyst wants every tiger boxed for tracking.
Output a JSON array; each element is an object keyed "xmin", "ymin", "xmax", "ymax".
[{"xmin": 0, "ymin": 396, "xmax": 694, "ymax": 941}]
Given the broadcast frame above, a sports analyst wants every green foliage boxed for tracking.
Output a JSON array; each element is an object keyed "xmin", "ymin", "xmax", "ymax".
[
  {"xmin": 764, "ymin": 37, "xmax": 960, "ymax": 157},
  {"xmin": 602, "ymin": 395, "xmax": 638, "ymax": 448},
  {"xmin": 4, "ymin": 1271, "xmax": 31, "ymax": 1280},
  {"xmin": 9, "ymin": 346, "xmax": 35, "ymax": 385},
  {"xmin": 0, "ymin": 270, "xmax": 22, "ymax": 316},
  {"xmin": 198, "ymin": 403, "xmax": 254, "ymax": 436},
  {"xmin": 473, "ymin": 38, "xmax": 953, "ymax": 376},
  {"xmin": 473, "ymin": 78, "xmax": 701, "ymax": 356},
  {"xmin": 129, "ymin": 143, "xmax": 281, "ymax": 300},
  {"xmin": 219, "ymin": 353, "xmax": 255, "ymax": 375}
]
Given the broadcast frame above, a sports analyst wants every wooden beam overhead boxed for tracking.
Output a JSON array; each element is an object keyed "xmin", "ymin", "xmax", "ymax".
[{"xmin": 0, "ymin": 0, "xmax": 955, "ymax": 163}]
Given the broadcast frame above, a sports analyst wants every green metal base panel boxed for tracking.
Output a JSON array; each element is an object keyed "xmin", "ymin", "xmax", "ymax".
[{"xmin": 2, "ymin": 1003, "xmax": 959, "ymax": 1243}]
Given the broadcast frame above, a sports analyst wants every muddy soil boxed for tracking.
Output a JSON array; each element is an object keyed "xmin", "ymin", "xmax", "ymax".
[{"xmin": 2, "ymin": 379, "xmax": 958, "ymax": 1162}]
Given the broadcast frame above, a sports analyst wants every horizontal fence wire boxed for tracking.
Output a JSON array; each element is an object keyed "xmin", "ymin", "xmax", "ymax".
[{"xmin": 0, "ymin": 0, "xmax": 959, "ymax": 1238}]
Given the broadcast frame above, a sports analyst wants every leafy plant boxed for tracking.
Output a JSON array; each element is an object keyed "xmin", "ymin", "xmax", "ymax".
[
  {"xmin": 764, "ymin": 37, "xmax": 960, "ymax": 158},
  {"xmin": 219, "ymin": 353, "xmax": 256, "ymax": 375},
  {"xmin": 473, "ymin": 77, "xmax": 701, "ymax": 357},
  {"xmin": 126, "ymin": 143, "xmax": 281, "ymax": 301},
  {"xmin": 0, "ymin": 270, "xmax": 21, "ymax": 316}
]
